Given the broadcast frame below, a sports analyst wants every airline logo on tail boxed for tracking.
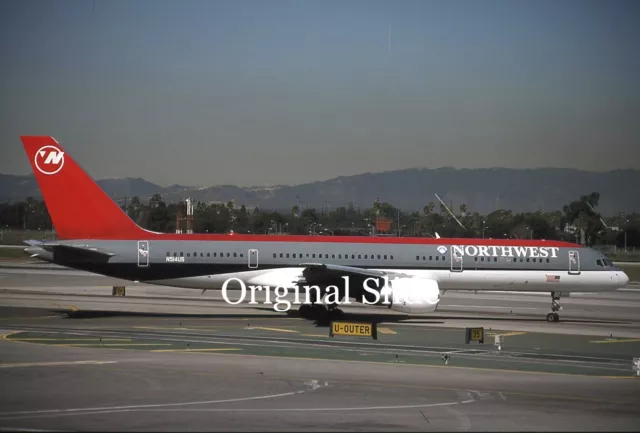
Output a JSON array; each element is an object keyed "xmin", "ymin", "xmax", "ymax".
[{"xmin": 35, "ymin": 146, "xmax": 65, "ymax": 175}]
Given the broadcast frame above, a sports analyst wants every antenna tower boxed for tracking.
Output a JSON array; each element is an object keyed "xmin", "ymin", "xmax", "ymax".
[{"xmin": 435, "ymin": 193, "xmax": 466, "ymax": 230}]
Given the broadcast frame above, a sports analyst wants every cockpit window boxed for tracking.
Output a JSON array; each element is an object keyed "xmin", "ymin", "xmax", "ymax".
[{"xmin": 598, "ymin": 259, "xmax": 614, "ymax": 267}]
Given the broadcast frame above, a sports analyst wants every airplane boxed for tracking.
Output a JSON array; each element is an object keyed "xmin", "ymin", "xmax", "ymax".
[{"xmin": 19, "ymin": 136, "xmax": 629, "ymax": 323}]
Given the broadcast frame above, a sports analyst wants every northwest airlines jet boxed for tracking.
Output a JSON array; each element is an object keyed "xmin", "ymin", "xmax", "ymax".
[{"xmin": 20, "ymin": 136, "xmax": 629, "ymax": 323}]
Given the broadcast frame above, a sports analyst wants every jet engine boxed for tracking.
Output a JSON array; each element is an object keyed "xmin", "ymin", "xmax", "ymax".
[{"xmin": 377, "ymin": 277, "xmax": 441, "ymax": 314}]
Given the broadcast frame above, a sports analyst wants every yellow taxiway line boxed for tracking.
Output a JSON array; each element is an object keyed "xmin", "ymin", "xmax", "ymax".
[
  {"xmin": 589, "ymin": 338, "xmax": 640, "ymax": 344},
  {"xmin": 152, "ymin": 348, "xmax": 241, "ymax": 352},
  {"xmin": 245, "ymin": 327, "xmax": 299, "ymax": 333},
  {"xmin": 59, "ymin": 343, "xmax": 172, "ymax": 347},
  {"xmin": 0, "ymin": 360, "xmax": 117, "ymax": 368}
]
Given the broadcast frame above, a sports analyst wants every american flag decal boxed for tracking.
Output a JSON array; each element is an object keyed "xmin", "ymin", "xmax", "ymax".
[{"xmin": 546, "ymin": 275, "xmax": 560, "ymax": 282}]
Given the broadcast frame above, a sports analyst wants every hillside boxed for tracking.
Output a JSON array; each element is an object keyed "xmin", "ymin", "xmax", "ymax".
[{"xmin": 1, "ymin": 168, "xmax": 638, "ymax": 215}]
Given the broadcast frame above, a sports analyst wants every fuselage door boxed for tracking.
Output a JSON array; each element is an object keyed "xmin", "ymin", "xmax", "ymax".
[
  {"xmin": 248, "ymin": 249, "xmax": 258, "ymax": 269},
  {"xmin": 137, "ymin": 241, "xmax": 149, "ymax": 267},
  {"xmin": 568, "ymin": 250, "xmax": 580, "ymax": 275},
  {"xmin": 450, "ymin": 247, "xmax": 463, "ymax": 272}
]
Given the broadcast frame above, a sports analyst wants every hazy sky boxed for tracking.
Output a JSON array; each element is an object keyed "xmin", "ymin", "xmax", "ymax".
[{"xmin": 1, "ymin": 0, "xmax": 639, "ymax": 187}]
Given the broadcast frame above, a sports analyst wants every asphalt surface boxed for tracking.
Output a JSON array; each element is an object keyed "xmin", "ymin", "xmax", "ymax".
[
  {"xmin": 1, "ymin": 266, "xmax": 640, "ymax": 337},
  {"xmin": 1, "ymin": 334, "xmax": 639, "ymax": 432},
  {"xmin": 1, "ymin": 266, "xmax": 640, "ymax": 431}
]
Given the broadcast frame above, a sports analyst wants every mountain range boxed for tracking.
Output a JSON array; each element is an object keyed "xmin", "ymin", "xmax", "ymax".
[{"xmin": 1, "ymin": 167, "xmax": 638, "ymax": 216}]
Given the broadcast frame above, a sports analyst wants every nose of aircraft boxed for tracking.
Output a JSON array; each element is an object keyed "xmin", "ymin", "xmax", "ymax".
[{"xmin": 619, "ymin": 271, "xmax": 630, "ymax": 287}]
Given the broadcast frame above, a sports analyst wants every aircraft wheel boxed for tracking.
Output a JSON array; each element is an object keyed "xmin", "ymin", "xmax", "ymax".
[
  {"xmin": 546, "ymin": 312, "xmax": 559, "ymax": 322},
  {"xmin": 328, "ymin": 308, "xmax": 345, "ymax": 320},
  {"xmin": 299, "ymin": 304, "xmax": 312, "ymax": 319},
  {"xmin": 312, "ymin": 304, "xmax": 328, "ymax": 319},
  {"xmin": 299, "ymin": 304, "xmax": 327, "ymax": 320}
]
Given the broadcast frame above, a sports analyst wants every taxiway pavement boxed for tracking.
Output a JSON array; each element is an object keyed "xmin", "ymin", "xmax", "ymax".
[
  {"xmin": 1, "ymin": 262, "xmax": 640, "ymax": 431},
  {"xmin": 1, "ymin": 329, "xmax": 639, "ymax": 432},
  {"xmin": 1, "ymin": 267, "xmax": 640, "ymax": 337}
]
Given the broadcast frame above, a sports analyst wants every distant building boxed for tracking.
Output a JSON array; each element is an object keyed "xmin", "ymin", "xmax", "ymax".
[{"xmin": 375, "ymin": 217, "xmax": 392, "ymax": 233}]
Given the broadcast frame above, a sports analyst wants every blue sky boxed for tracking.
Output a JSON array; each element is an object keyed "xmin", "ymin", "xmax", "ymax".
[{"xmin": 1, "ymin": 0, "xmax": 638, "ymax": 186}]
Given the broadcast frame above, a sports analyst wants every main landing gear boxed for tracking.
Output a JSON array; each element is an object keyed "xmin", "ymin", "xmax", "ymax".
[
  {"xmin": 546, "ymin": 292, "xmax": 562, "ymax": 322},
  {"xmin": 298, "ymin": 304, "xmax": 345, "ymax": 321}
]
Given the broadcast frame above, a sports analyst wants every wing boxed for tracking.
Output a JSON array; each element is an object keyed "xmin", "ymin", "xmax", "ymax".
[{"xmin": 294, "ymin": 262, "xmax": 411, "ymax": 287}]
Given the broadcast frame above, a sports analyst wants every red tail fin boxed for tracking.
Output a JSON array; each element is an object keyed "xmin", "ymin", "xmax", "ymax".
[{"xmin": 20, "ymin": 136, "xmax": 145, "ymax": 240}]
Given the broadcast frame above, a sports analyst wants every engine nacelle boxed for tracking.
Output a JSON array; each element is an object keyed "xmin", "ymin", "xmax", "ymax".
[{"xmin": 378, "ymin": 277, "xmax": 441, "ymax": 314}]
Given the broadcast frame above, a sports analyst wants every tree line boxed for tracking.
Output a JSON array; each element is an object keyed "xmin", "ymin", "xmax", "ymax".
[{"xmin": 0, "ymin": 192, "xmax": 638, "ymax": 248}]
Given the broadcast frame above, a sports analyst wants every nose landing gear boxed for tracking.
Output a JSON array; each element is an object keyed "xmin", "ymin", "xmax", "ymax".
[{"xmin": 546, "ymin": 293, "xmax": 562, "ymax": 322}]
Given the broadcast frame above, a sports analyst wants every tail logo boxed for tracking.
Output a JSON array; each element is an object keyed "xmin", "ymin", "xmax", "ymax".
[{"xmin": 35, "ymin": 146, "xmax": 65, "ymax": 175}]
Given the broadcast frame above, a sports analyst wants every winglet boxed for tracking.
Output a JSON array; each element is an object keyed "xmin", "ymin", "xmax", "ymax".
[{"xmin": 20, "ymin": 136, "xmax": 145, "ymax": 240}]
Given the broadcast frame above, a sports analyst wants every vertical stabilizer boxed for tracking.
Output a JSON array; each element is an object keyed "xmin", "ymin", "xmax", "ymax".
[{"xmin": 20, "ymin": 136, "xmax": 145, "ymax": 240}]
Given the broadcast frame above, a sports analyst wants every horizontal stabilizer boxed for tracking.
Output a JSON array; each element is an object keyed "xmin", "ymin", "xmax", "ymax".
[{"xmin": 40, "ymin": 244, "xmax": 115, "ymax": 262}]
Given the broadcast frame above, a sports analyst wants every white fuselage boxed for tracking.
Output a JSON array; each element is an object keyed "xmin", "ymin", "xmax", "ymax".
[{"xmin": 147, "ymin": 267, "xmax": 627, "ymax": 294}]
